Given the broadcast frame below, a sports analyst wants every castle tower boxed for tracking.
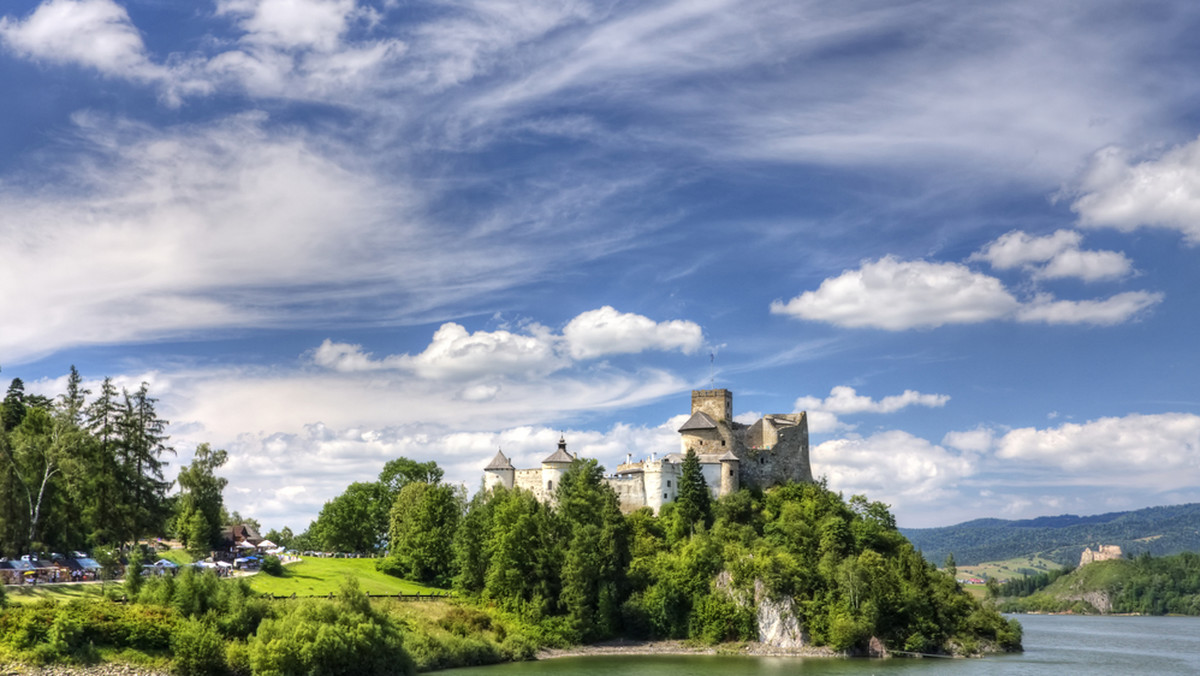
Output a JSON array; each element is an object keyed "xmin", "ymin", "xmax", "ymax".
[
  {"xmin": 540, "ymin": 435, "xmax": 575, "ymax": 498},
  {"xmin": 483, "ymin": 449, "xmax": 515, "ymax": 490},
  {"xmin": 718, "ymin": 449, "xmax": 739, "ymax": 496},
  {"xmin": 691, "ymin": 389, "xmax": 732, "ymax": 422}
]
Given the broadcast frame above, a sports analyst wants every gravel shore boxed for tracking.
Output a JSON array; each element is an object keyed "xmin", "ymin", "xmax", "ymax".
[
  {"xmin": 537, "ymin": 639, "xmax": 840, "ymax": 660},
  {"xmin": 0, "ymin": 665, "xmax": 168, "ymax": 676}
]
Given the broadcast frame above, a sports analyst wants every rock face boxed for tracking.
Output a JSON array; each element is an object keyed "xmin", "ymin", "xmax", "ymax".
[
  {"xmin": 754, "ymin": 581, "xmax": 809, "ymax": 649},
  {"xmin": 1079, "ymin": 545, "xmax": 1122, "ymax": 567}
]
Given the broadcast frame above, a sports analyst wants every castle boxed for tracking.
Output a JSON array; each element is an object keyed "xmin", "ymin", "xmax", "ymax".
[{"xmin": 482, "ymin": 389, "xmax": 812, "ymax": 513}]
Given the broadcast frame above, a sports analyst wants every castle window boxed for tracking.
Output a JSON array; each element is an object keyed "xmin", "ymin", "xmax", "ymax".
[
  {"xmin": 667, "ymin": 480, "xmax": 671, "ymax": 487},
  {"xmin": 663, "ymin": 493, "xmax": 668, "ymax": 499},
  {"xmin": 547, "ymin": 480, "xmax": 553, "ymax": 491},
  {"xmin": 721, "ymin": 440, "xmax": 725, "ymax": 446}
]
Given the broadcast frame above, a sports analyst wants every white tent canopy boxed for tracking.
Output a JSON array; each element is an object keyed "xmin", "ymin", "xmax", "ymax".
[{"xmin": 257, "ymin": 540, "xmax": 277, "ymax": 549}]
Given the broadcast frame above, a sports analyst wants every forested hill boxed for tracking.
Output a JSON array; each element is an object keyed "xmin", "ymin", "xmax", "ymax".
[{"xmin": 901, "ymin": 503, "xmax": 1200, "ymax": 566}]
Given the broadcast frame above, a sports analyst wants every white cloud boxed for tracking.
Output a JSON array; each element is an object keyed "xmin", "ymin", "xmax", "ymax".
[
  {"xmin": 216, "ymin": 0, "xmax": 357, "ymax": 52},
  {"xmin": 770, "ymin": 256, "xmax": 1019, "ymax": 330},
  {"xmin": 792, "ymin": 386, "xmax": 950, "ymax": 434},
  {"xmin": 309, "ymin": 308, "xmax": 704, "ymax": 381},
  {"xmin": 795, "ymin": 385, "xmax": 949, "ymax": 416},
  {"xmin": 562, "ymin": 306, "xmax": 703, "ymax": 359},
  {"xmin": 941, "ymin": 427, "xmax": 997, "ymax": 454},
  {"xmin": 400, "ymin": 322, "xmax": 565, "ymax": 380},
  {"xmin": 994, "ymin": 413, "xmax": 1200, "ymax": 488},
  {"xmin": 813, "ymin": 430, "xmax": 975, "ymax": 507},
  {"xmin": 1015, "ymin": 291, "xmax": 1162, "ymax": 326},
  {"xmin": 971, "ymin": 230, "xmax": 1132, "ymax": 282},
  {"xmin": 0, "ymin": 0, "xmax": 160, "ymax": 78},
  {"xmin": 1073, "ymin": 137, "xmax": 1200, "ymax": 244},
  {"xmin": 773, "ymin": 256, "xmax": 1162, "ymax": 331},
  {"xmin": 310, "ymin": 339, "xmax": 406, "ymax": 372}
]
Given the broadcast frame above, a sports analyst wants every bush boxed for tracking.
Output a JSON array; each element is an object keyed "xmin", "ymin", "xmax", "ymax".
[
  {"xmin": 225, "ymin": 641, "xmax": 251, "ymax": 676},
  {"xmin": 171, "ymin": 618, "xmax": 227, "ymax": 676},
  {"xmin": 249, "ymin": 578, "xmax": 413, "ymax": 676},
  {"xmin": 260, "ymin": 555, "xmax": 283, "ymax": 576}
]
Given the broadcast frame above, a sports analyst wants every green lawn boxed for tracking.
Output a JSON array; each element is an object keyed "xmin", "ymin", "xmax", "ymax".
[
  {"xmin": 4, "ymin": 582, "xmax": 110, "ymax": 604},
  {"xmin": 246, "ymin": 557, "xmax": 446, "ymax": 597}
]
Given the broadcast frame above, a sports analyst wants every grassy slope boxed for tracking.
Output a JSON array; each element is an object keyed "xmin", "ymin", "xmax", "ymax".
[
  {"xmin": 247, "ymin": 557, "xmax": 445, "ymax": 597},
  {"xmin": 957, "ymin": 554, "xmax": 1062, "ymax": 582},
  {"xmin": 4, "ymin": 557, "xmax": 444, "ymax": 603}
]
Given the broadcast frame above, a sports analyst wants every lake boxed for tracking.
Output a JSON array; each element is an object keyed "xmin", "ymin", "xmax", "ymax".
[{"xmin": 440, "ymin": 615, "xmax": 1200, "ymax": 675}]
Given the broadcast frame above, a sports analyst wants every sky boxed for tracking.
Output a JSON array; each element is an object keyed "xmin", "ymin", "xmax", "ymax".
[{"xmin": 2, "ymin": 0, "xmax": 1199, "ymax": 531}]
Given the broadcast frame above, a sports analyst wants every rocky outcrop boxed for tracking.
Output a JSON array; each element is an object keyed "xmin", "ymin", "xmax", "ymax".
[
  {"xmin": 753, "ymin": 579, "xmax": 809, "ymax": 649},
  {"xmin": 714, "ymin": 571, "xmax": 811, "ymax": 649}
]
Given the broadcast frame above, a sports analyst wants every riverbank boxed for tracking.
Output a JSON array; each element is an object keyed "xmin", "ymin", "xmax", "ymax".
[
  {"xmin": 537, "ymin": 638, "xmax": 840, "ymax": 660},
  {"xmin": 0, "ymin": 665, "xmax": 168, "ymax": 676}
]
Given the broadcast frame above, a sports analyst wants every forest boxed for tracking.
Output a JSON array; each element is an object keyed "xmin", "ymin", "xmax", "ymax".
[{"xmin": 0, "ymin": 366, "xmax": 234, "ymax": 561}]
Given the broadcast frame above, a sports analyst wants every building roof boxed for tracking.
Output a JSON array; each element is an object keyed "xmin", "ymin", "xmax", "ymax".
[
  {"xmin": 678, "ymin": 411, "xmax": 718, "ymax": 432},
  {"xmin": 542, "ymin": 436, "xmax": 575, "ymax": 464},
  {"xmin": 718, "ymin": 449, "xmax": 740, "ymax": 462},
  {"xmin": 484, "ymin": 449, "xmax": 515, "ymax": 470}
]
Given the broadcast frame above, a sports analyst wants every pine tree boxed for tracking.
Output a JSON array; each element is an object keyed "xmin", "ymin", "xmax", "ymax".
[
  {"xmin": 674, "ymin": 449, "xmax": 712, "ymax": 538},
  {"xmin": 119, "ymin": 382, "xmax": 175, "ymax": 544}
]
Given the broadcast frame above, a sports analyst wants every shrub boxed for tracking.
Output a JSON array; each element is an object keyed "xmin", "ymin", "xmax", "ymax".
[
  {"xmin": 249, "ymin": 578, "xmax": 413, "ymax": 676},
  {"xmin": 225, "ymin": 641, "xmax": 251, "ymax": 676},
  {"xmin": 171, "ymin": 618, "xmax": 227, "ymax": 676},
  {"xmin": 260, "ymin": 555, "xmax": 283, "ymax": 576}
]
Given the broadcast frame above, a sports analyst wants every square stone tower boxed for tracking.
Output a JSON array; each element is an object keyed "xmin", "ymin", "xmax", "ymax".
[{"xmin": 691, "ymin": 388, "xmax": 732, "ymax": 422}]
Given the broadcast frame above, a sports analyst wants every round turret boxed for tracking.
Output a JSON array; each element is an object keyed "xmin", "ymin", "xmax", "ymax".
[{"xmin": 718, "ymin": 449, "xmax": 739, "ymax": 496}]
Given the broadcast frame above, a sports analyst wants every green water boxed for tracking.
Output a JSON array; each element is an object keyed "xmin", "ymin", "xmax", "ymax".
[{"xmin": 440, "ymin": 615, "xmax": 1200, "ymax": 675}]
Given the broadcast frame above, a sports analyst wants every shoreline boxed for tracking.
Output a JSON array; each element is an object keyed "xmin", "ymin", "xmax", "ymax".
[{"xmin": 536, "ymin": 638, "xmax": 841, "ymax": 660}]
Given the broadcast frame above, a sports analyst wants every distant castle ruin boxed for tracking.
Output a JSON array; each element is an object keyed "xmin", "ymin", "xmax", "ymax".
[
  {"xmin": 1079, "ymin": 545, "xmax": 1123, "ymax": 567},
  {"xmin": 482, "ymin": 389, "xmax": 812, "ymax": 513}
]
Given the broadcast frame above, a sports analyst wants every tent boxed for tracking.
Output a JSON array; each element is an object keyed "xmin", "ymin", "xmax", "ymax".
[{"xmin": 257, "ymin": 540, "xmax": 277, "ymax": 550}]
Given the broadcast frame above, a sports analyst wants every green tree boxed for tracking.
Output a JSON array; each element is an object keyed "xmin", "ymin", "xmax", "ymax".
[
  {"xmin": 672, "ymin": 449, "xmax": 712, "ymax": 540},
  {"xmin": 2, "ymin": 378, "xmax": 26, "ymax": 432},
  {"xmin": 310, "ymin": 481, "xmax": 390, "ymax": 553},
  {"xmin": 175, "ymin": 443, "xmax": 229, "ymax": 558},
  {"xmin": 556, "ymin": 459, "xmax": 630, "ymax": 641},
  {"xmin": 118, "ymin": 382, "xmax": 175, "ymax": 544},
  {"xmin": 387, "ymin": 480, "xmax": 463, "ymax": 586},
  {"xmin": 378, "ymin": 457, "xmax": 443, "ymax": 501}
]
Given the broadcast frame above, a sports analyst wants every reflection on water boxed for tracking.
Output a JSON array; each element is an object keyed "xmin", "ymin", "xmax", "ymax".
[{"xmin": 438, "ymin": 615, "xmax": 1200, "ymax": 676}]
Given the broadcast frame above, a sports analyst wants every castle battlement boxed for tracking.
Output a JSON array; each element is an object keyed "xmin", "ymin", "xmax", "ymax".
[{"xmin": 483, "ymin": 389, "xmax": 811, "ymax": 513}]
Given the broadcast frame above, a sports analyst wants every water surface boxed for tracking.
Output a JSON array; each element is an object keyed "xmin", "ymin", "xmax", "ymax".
[{"xmin": 439, "ymin": 615, "xmax": 1200, "ymax": 675}]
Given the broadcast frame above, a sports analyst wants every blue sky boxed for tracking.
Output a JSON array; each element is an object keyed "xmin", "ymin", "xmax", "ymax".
[{"xmin": 2, "ymin": 0, "xmax": 1200, "ymax": 531}]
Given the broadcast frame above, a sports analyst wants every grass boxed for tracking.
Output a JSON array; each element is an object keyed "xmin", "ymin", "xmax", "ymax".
[
  {"xmin": 4, "ymin": 581, "xmax": 111, "ymax": 604},
  {"xmin": 245, "ymin": 557, "xmax": 446, "ymax": 597},
  {"xmin": 156, "ymin": 548, "xmax": 196, "ymax": 566},
  {"xmin": 4, "ymin": 556, "xmax": 444, "ymax": 604},
  {"xmin": 957, "ymin": 554, "xmax": 1063, "ymax": 583}
]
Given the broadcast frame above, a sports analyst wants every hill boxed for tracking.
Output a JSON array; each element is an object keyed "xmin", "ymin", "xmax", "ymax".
[
  {"xmin": 901, "ymin": 503, "xmax": 1200, "ymax": 566},
  {"xmin": 997, "ymin": 551, "xmax": 1200, "ymax": 615}
]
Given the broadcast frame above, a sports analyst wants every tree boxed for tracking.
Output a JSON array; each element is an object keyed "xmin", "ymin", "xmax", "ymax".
[
  {"xmin": 673, "ymin": 449, "xmax": 712, "ymax": 539},
  {"xmin": 175, "ymin": 443, "xmax": 229, "ymax": 558},
  {"xmin": 387, "ymin": 481, "xmax": 464, "ymax": 586},
  {"xmin": 310, "ymin": 482, "xmax": 390, "ymax": 553},
  {"xmin": 118, "ymin": 382, "xmax": 175, "ymax": 544},
  {"xmin": 2, "ymin": 378, "xmax": 27, "ymax": 432},
  {"xmin": 378, "ymin": 457, "xmax": 443, "ymax": 501},
  {"xmin": 556, "ymin": 459, "xmax": 630, "ymax": 641}
]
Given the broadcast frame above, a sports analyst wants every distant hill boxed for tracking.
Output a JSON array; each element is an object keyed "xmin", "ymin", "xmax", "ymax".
[{"xmin": 900, "ymin": 503, "xmax": 1200, "ymax": 566}]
